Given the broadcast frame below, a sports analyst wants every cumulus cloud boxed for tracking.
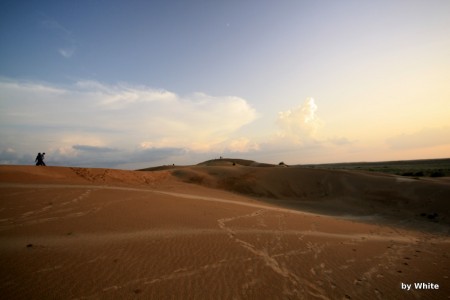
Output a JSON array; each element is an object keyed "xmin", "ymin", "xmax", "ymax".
[
  {"xmin": 0, "ymin": 79, "xmax": 257, "ymax": 168},
  {"xmin": 243, "ymin": 97, "xmax": 327, "ymax": 165},
  {"xmin": 275, "ymin": 97, "xmax": 322, "ymax": 144},
  {"xmin": 252, "ymin": 97, "xmax": 358, "ymax": 164}
]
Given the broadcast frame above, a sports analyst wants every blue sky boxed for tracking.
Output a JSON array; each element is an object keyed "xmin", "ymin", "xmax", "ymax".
[{"xmin": 1, "ymin": 0, "xmax": 450, "ymax": 168}]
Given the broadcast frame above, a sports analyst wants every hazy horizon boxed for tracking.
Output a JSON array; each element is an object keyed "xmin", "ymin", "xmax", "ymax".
[{"xmin": 1, "ymin": 1, "xmax": 449, "ymax": 169}]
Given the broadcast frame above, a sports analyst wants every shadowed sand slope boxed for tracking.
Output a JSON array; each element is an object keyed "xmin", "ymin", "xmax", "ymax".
[
  {"xmin": 1, "ymin": 165, "xmax": 449, "ymax": 299},
  {"xmin": 171, "ymin": 164, "xmax": 450, "ymax": 228}
]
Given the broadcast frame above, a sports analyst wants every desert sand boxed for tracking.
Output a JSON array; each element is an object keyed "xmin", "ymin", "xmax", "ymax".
[{"xmin": 0, "ymin": 160, "xmax": 449, "ymax": 299}]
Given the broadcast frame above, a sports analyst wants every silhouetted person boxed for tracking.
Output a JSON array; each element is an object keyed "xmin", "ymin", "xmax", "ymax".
[{"xmin": 35, "ymin": 152, "xmax": 46, "ymax": 166}]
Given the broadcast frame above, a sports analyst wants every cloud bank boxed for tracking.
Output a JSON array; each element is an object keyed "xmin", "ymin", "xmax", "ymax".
[
  {"xmin": 1, "ymin": 79, "xmax": 350, "ymax": 167},
  {"xmin": 0, "ymin": 79, "xmax": 258, "ymax": 168}
]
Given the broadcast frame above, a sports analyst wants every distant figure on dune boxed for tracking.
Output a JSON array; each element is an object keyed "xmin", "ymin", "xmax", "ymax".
[{"xmin": 35, "ymin": 152, "xmax": 46, "ymax": 166}]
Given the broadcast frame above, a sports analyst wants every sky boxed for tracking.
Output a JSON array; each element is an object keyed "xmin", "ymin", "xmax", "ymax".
[{"xmin": 1, "ymin": 0, "xmax": 450, "ymax": 169}]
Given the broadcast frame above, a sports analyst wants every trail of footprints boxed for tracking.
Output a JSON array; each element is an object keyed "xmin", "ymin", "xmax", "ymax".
[
  {"xmin": 7, "ymin": 189, "xmax": 95, "ymax": 228},
  {"xmin": 217, "ymin": 209, "xmax": 329, "ymax": 299},
  {"xmin": 60, "ymin": 189, "xmax": 92, "ymax": 206},
  {"xmin": 215, "ymin": 209, "xmax": 426, "ymax": 300}
]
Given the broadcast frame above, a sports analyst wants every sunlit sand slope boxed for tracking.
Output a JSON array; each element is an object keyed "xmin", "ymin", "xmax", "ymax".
[{"xmin": 0, "ymin": 166, "xmax": 449, "ymax": 299}]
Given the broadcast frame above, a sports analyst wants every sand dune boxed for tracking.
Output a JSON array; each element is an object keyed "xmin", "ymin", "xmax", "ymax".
[
  {"xmin": 171, "ymin": 164, "xmax": 450, "ymax": 229},
  {"xmin": 0, "ymin": 164, "xmax": 449, "ymax": 299}
]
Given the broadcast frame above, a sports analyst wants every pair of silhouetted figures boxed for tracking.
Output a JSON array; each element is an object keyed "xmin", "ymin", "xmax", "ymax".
[{"xmin": 35, "ymin": 152, "xmax": 46, "ymax": 166}]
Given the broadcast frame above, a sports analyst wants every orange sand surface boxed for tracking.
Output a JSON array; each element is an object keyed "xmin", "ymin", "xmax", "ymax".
[{"xmin": 0, "ymin": 164, "xmax": 449, "ymax": 299}]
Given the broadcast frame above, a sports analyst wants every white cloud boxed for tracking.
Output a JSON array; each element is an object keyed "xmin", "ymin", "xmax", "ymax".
[
  {"xmin": 249, "ymin": 98, "xmax": 359, "ymax": 164},
  {"xmin": 2, "ymin": 80, "xmax": 361, "ymax": 167},
  {"xmin": 41, "ymin": 18, "xmax": 77, "ymax": 59},
  {"xmin": 274, "ymin": 97, "xmax": 323, "ymax": 144},
  {"xmin": 73, "ymin": 80, "xmax": 178, "ymax": 108},
  {"xmin": 0, "ymin": 79, "xmax": 257, "ymax": 167},
  {"xmin": 58, "ymin": 48, "xmax": 75, "ymax": 58}
]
